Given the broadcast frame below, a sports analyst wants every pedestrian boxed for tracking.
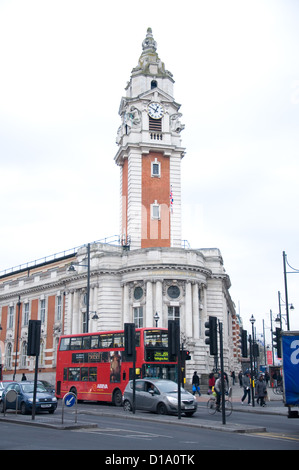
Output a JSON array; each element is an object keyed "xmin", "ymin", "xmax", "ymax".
[
  {"xmin": 214, "ymin": 373, "xmax": 228, "ymax": 410},
  {"xmin": 241, "ymin": 372, "xmax": 251, "ymax": 405},
  {"xmin": 230, "ymin": 370, "xmax": 235, "ymax": 385},
  {"xmin": 238, "ymin": 370, "xmax": 243, "ymax": 387},
  {"xmin": 192, "ymin": 371, "xmax": 201, "ymax": 396},
  {"xmin": 21, "ymin": 373, "xmax": 27, "ymax": 381},
  {"xmin": 272, "ymin": 371, "xmax": 277, "ymax": 387},
  {"xmin": 208, "ymin": 372, "xmax": 215, "ymax": 394},
  {"xmin": 256, "ymin": 374, "xmax": 267, "ymax": 407},
  {"xmin": 265, "ymin": 371, "xmax": 270, "ymax": 387}
]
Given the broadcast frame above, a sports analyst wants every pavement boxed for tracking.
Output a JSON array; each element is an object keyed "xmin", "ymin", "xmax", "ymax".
[{"xmin": 0, "ymin": 384, "xmax": 295, "ymax": 434}]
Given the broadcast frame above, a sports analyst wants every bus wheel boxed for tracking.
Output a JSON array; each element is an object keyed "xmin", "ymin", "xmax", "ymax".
[
  {"xmin": 113, "ymin": 389, "xmax": 122, "ymax": 407},
  {"xmin": 70, "ymin": 387, "xmax": 77, "ymax": 397}
]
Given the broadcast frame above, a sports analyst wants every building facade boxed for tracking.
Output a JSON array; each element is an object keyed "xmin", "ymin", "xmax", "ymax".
[{"xmin": 0, "ymin": 29, "xmax": 242, "ymax": 385}]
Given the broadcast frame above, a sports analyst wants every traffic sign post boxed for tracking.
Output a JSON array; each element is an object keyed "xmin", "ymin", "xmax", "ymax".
[{"xmin": 62, "ymin": 392, "xmax": 77, "ymax": 425}]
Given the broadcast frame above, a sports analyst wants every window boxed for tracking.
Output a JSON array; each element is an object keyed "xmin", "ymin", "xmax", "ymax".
[
  {"xmin": 56, "ymin": 295, "xmax": 62, "ymax": 321},
  {"xmin": 151, "ymin": 158, "xmax": 161, "ymax": 177},
  {"xmin": 168, "ymin": 306, "xmax": 180, "ymax": 320},
  {"xmin": 134, "ymin": 306, "xmax": 143, "ymax": 328},
  {"xmin": 151, "ymin": 80, "xmax": 157, "ymax": 89},
  {"xmin": 149, "ymin": 117, "xmax": 162, "ymax": 132},
  {"xmin": 8, "ymin": 306, "xmax": 14, "ymax": 329},
  {"xmin": 151, "ymin": 201, "xmax": 160, "ymax": 219},
  {"xmin": 21, "ymin": 341, "xmax": 27, "ymax": 368},
  {"xmin": 167, "ymin": 285, "xmax": 180, "ymax": 299},
  {"xmin": 23, "ymin": 302, "xmax": 29, "ymax": 326},
  {"xmin": 40, "ymin": 299, "xmax": 46, "ymax": 323},
  {"xmin": 134, "ymin": 286, "xmax": 144, "ymax": 300}
]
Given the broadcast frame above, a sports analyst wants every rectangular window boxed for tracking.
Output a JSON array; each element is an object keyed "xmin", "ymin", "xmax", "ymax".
[
  {"xmin": 8, "ymin": 306, "xmax": 14, "ymax": 329},
  {"xmin": 40, "ymin": 299, "xmax": 46, "ymax": 323},
  {"xmin": 151, "ymin": 159, "xmax": 161, "ymax": 177},
  {"xmin": 151, "ymin": 202, "xmax": 160, "ymax": 220},
  {"xmin": 149, "ymin": 117, "xmax": 162, "ymax": 132},
  {"xmin": 168, "ymin": 306, "xmax": 180, "ymax": 320},
  {"xmin": 23, "ymin": 302, "xmax": 29, "ymax": 326},
  {"xmin": 56, "ymin": 295, "xmax": 62, "ymax": 321},
  {"xmin": 134, "ymin": 307, "xmax": 143, "ymax": 328}
]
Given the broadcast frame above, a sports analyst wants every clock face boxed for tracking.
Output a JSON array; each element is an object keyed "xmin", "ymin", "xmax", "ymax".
[{"xmin": 147, "ymin": 102, "xmax": 164, "ymax": 119}]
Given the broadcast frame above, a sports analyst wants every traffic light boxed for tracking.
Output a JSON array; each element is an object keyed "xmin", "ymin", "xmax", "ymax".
[
  {"xmin": 204, "ymin": 316, "xmax": 218, "ymax": 355},
  {"xmin": 181, "ymin": 350, "xmax": 191, "ymax": 361},
  {"xmin": 241, "ymin": 329, "xmax": 248, "ymax": 358},
  {"xmin": 273, "ymin": 327, "xmax": 282, "ymax": 358},
  {"xmin": 124, "ymin": 323, "xmax": 135, "ymax": 357},
  {"xmin": 168, "ymin": 319, "xmax": 179, "ymax": 361}
]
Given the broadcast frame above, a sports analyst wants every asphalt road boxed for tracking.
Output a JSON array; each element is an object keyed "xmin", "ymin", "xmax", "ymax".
[{"xmin": 1, "ymin": 400, "xmax": 299, "ymax": 452}]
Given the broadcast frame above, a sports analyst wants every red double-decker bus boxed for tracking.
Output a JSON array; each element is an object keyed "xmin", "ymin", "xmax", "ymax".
[{"xmin": 56, "ymin": 327, "xmax": 176, "ymax": 406}]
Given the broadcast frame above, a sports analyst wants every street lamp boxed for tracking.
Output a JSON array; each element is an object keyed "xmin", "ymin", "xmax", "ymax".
[
  {"xmin": 283, "ymin": 251, "xmax": 299, "ymax": 330},
  {"xmin": 154, "ymin": 312, "xmax": 160, "ymax": 327},
  {"xmin": 67, "ymin": 243, "xmax": 91, "ymax": 332},
  {"xmin": 249, "ymin": 314, "xmax": 256, "ymax": 407}
]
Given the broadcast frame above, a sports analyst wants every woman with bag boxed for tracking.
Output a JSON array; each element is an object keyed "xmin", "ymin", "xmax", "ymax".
[
  {"xmin": 256, "ymin": 374, "xmax": 267, "ymax": 407},
  {"xmin": 192, "ymin": 371, "xmax": 201, "ymax": 396}
]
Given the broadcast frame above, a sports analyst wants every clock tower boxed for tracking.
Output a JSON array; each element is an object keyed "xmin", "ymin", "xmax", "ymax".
[{"xmin": 115, "ymin": 28, "xmax": 185, "ymax": 250}]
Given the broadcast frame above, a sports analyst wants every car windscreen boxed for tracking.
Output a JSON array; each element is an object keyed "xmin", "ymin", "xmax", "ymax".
[
  {"xmin": 154, "ymin": 381, "xmax": 185, "ymax": 393},
  {"xmin": 21, "ymin": 384, "xmax": 47, "ymax": 393}
]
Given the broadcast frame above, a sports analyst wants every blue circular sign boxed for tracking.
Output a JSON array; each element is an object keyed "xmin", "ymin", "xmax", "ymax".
[{"xmin": 64, "ymin": 393, "xmax": 76, "ymax": 407}]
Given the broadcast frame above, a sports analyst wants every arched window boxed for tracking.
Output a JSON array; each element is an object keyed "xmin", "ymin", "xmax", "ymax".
[{"xmin": 151, "ymin": 80, "xmax": 157, "ymax": 89}]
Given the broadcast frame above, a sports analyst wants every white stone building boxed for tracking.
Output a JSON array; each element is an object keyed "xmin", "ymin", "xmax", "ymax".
[{"xmin": 0, "ymin": 29, "xmax": 241, "ymax": 385}]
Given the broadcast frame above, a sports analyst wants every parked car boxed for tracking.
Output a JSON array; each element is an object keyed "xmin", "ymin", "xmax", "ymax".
[
  {"xmin": 0, "ymin": 381, "xmax": 57, "ymax": 415},
  {"xmin": 123, "ymin": 378, "xmax": 197, "ymax": 416},
  {"xmin": 0, "ymin": 381, "xmax": 14, "ymax": 402}
]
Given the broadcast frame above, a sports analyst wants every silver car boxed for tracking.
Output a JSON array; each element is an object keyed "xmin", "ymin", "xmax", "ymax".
[{"xmin": 123, "ymin": 378, "xmax": 197, "ymax": 416}]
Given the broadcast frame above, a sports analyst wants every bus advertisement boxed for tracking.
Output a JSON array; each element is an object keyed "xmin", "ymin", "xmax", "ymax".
[{"xmin": 56, "ymin": 328, "xmax": 177, "ymax": 406}]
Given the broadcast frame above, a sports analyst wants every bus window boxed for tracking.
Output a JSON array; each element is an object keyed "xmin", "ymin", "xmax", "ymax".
[
  {"xmin": 68, "ymin": 367, "xmax": 80, "ymax": 381},
  {"xmin": 89, "ymin": 367, "xmax": 97, "ymax": 381},
  {"xmin": 99, "ymin": 334, "xmax": 113, "ymax": 348},
  {"xmin": 82, "ymin": 336, "xmax": 91, "ymax": 350},
  {"xmin": 60, "ymin": 337, "xmax": 70, "ymax": 351},
  {"xmin": 113, "ymin": 334, "xmax": 124, "ymax": 347},
  {"xmin": 81, "ymin": 367, "xmax": 89, "ymax": 381},
  {"xmin": 70, "ymin": 337, "xmax": 82, "ymax": 350},
  {"xmin": 90, "ymin": 335, "xmax": 99, "ymax": 349}
]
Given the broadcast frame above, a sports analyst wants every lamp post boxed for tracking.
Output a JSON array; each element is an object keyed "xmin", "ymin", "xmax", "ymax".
[
  {"xmin": 67, "ymin": 243, "xmax": 91, "ymax": 333},
  {"xmin": 154, "ymin": 312, "xmax": 160, "ymax": 327},
  {"xmin": 250, "ymin": 314, "xmax": 256, "ymax": 407},
  {"xmin": 283, "ymin": 251, "xmax": 298, "ymax": 331}
]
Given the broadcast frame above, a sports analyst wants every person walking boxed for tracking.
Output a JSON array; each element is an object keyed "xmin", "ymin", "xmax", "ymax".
[
  {"xmin": 238, "ymin": 370, "xmax": 243, "ymax": 387},
  {"xmin": 256, "ymin": 374, "xmax": 267, "ymax": 407},
  {"xmin": 192, "ymin": 371, "xmax": 201, "ymax": 396},
  {"xmin": 241, "ymin": 372, "xmax": 251, "ymax": 405}
]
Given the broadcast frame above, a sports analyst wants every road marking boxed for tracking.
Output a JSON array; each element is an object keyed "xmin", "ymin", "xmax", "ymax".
[
  {"xmin": 252, "ymin": 432, "xmax": 299, "ymax": 443},
  {"xmin": 73, "ymin": 426, "xmax": 173, "ymax": 440}
]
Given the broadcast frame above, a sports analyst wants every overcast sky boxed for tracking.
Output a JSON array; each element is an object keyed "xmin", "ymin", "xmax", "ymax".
[{"xmin": 1, "ymin": 0, "xmax": 298, "ymax": 339}]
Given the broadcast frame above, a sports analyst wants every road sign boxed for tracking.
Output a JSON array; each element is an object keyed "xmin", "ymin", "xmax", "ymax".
[{"xmin": 64, "ymin": 393, "xmax": 76, "ymax": 407}]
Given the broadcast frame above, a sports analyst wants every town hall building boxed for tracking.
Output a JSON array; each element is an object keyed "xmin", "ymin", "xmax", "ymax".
[{"xmin": 0, "ymin": 29, "xmax": 242, "ymax": 386}]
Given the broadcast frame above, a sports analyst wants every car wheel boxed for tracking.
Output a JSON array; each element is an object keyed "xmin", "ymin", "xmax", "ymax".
[
  {"xmin": 123, "ymin": 400, "xmax": 132, "ymax": 412},
  {"xmin": 21, "ymin": 402, "xmax": 27, "ymax": 415},
  {"xmin": 157, "ymin": 402, "xmax": 168, "ymax": 415},
  {"xmin": 113, "ymin": 389, "xmax": 122, "ymax": 407}
]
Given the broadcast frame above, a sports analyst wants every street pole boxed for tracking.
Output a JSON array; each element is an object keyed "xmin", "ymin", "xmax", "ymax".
[
  {"xmin": 249, "ymin": 334, "xmax": 255, "ymax": 407},
  {"xmin": 219, "ymin": 321, "xmax": 226, "ymax": 425},
  {"xmin": 283, "ymin": 251, "xmax": 290, "ymax": 330}
]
